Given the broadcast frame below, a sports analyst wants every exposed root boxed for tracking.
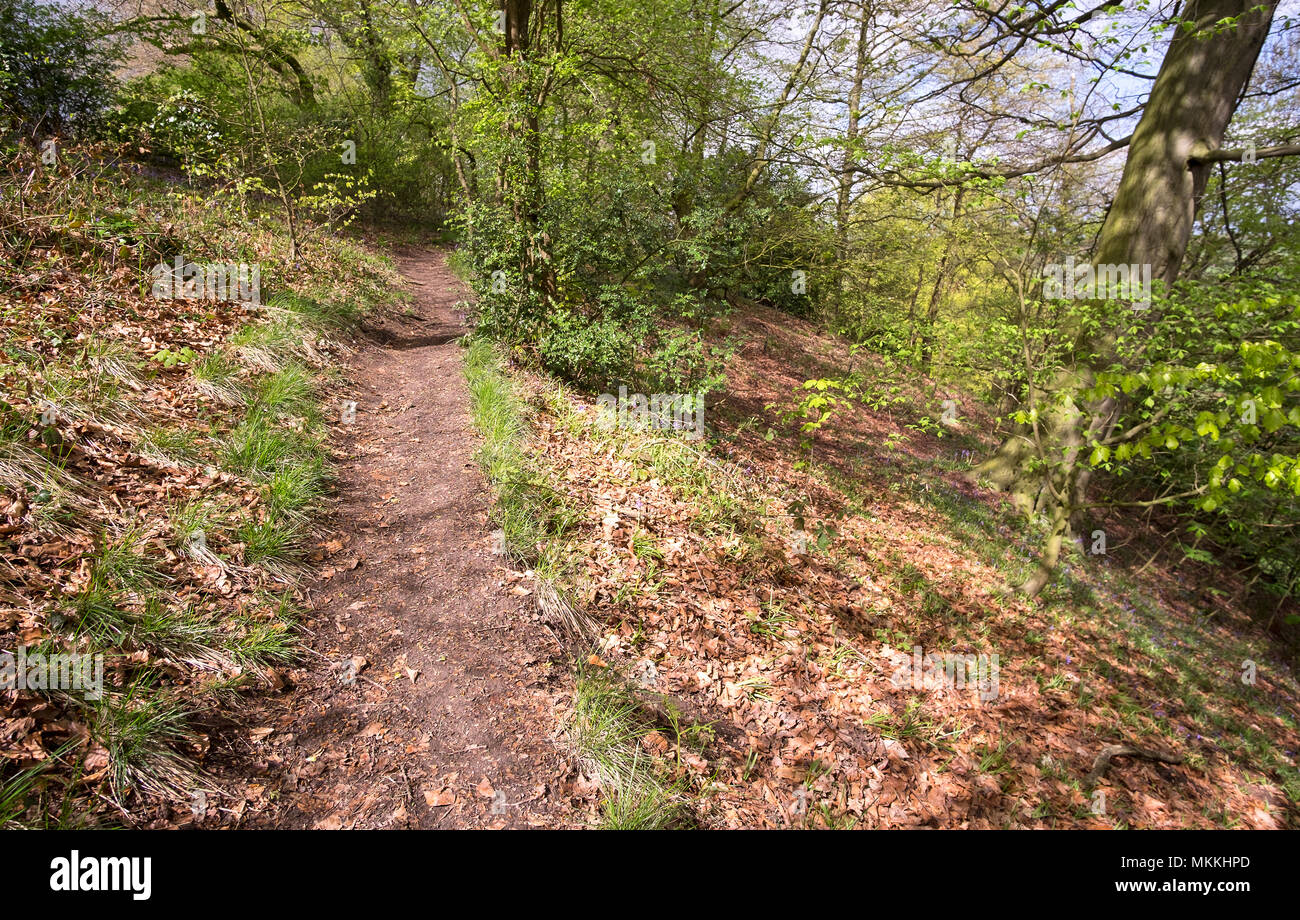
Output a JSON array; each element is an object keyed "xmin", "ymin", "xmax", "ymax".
[{"xmin": 1085, "ymin": 743, "xmax": 1184, "ymax": 789}]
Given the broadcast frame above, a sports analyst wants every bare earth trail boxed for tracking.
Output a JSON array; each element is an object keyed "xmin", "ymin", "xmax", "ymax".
[{"xmin": 241, "ymin": 248, "xmax": 573, "ymax": 829}]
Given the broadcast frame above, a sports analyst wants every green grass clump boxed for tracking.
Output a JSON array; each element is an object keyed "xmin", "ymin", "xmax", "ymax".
[
  {"xmin": 569, "ymin": 671, "xmax": 687, "ymax": 830},
  {"xmin": 266, "ymin": 291, "xmax": 358, "ymax": 328},
  {"xmin": 167, "ymin": 500, "xmax": 225, "ymax": 554},
  {"xmin": 464, "ymin": 336, "xmax": 575, "ymax": 576},
  {"xmin": 93, "ymin": 523, "xmax": 163, "ymax": 591},
  {"xmin": 229, "ymin": 616, "xmax": 298, "ymax": 672},
  {"xmin": 0, "ymin": 743, "xmax": 83, "ymax": 829},
  {"xmin": 254, "ymin": 362, "xmax": 317, "ymax": 421},
  {"xmin": 230, "ymin": 320, "xmax": 302, "ymax": 372},
  {"xmin": 222, "ymin": 416, "xmax": 317, "ymax": 479},
  {"xmin": 264, "ymin": 458, "xmax": 329, "ymax": 520},
  {"xmin": 599, "ymin": 782, "xmax": 685, "ymax": 830},
  {"xmin": 237, "ymin": 517, "xmax": 304, "ymax": 570},
  {"xmin": 91, "ymin": 680, "xmax": 198, "ymax": 801}
]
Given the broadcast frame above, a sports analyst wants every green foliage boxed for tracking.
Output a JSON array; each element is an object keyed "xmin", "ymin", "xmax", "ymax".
[
  {"xmin": 0, "ymin": 0, "xmax": 123, "ymax": 137},
  {"xmin": 538, "ymin": 300, "xmax": 644, "ymax": 388},
  {"xmin": 150, "ymin": 347, "xmax": 197, "ymax": 369},
  {"xmin": 639, "ymin": 322, "xmax": 732, "ymax": 395},
  {"xmin": 1081, "ymin": 281, "xmax": 1300, "ymax": 599}
]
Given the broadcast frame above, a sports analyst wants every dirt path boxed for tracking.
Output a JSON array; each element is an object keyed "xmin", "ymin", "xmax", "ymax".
[{"xmin": 241, "ymin": 248, "xmax": 573, "ymax": 829}]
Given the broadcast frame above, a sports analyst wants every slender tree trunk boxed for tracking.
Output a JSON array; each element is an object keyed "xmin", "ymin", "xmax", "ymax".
[
  {"xmin": 834, "ymin": 5, "xmax": 871, "ymax": 317},
  {"xmin": 727, "ymin": 0, "xmax": 827, "ymax": 213},
  {"xmin": 500, "ymin": 0, "xmax": 546, "ymax": 331},
  {"xmin": 920, "ymin": 188, "xmax": 963, "ymax": 373}
]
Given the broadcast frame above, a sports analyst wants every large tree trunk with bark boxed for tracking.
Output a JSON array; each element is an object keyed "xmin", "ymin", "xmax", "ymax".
[
  {"xmin": 1094, "ymin": 0, "xmax": 1279, "ymax": 276},
  {"xmin": 977, "ymin": 0, "xmax": 1279, "ymax": 594}
]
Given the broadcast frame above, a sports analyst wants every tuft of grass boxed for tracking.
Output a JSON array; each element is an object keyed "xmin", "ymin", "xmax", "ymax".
[
  {"xmin": 0, "ymin": 758, "xmax": 55, "ymax": 829},
  {"xmin": 237, "ymin": 517, "xmax": 304, "ymax": 572},
  {"xmin": 629, "ymin": 528, "xmax": 664, "ymax": 562},
  {"xmin": 222, "ymin": 416, "xmax": 316, "ymax": 479},
  {"xmin": 865, "ymin": 698, "xmax": 946, "ymax": 745},
  {"xmin": 568, "ymin": 672, "xmax": 647, "ymax": 788},
  {"xmin": 748, "ymin": 598, "xmax": 795, "ymax": 640},
  {"xmin": 569, "ymin": 670, "xmax": 687, "ymax": 830},
  {"xmin": 191, "ymin": 352, "xmax": 245, "ymax": 406},
  {"xmin": 265, "ymin": 291, "xmax": 357, "ymax": 329},
  {"xmin": 0, "ymin": 742, "xmax": 84, "ymax": 829},
  {"xmin": 93, "ymin": 523, "xmax": 164, "ymax": 590},
  {"xmin": 168, "ymin": 500, "xmax": 225, "ymax": 556},
  {"xmin": 976, "ymin": 739, "xmax": 1015, "ymax": 776},
  {"xmin": 0, "ymin": 413, "xmax": 88, "ymax": 528},
  {"xmin": 91, "ymin": 679, "xmax": 199, "ymax": 801},
  {"xmin": 136, "ymin": 596, "xmax": 231, "ymax": 670},
  {"xmin": 264, "ymin": 457, "xmax": 329, "ymax": 521},
  {"xmin": 66, "ymin": 583, "xmax": 230, "ymax": 674},
  {"xmin": 255, "ymin": 362, "xmax": 317, "ymax": 421},
  {"xmin": 68, "ymin": 580, "xmax": 135, "ymax": 647},
  {"xmin": 37, "ymin": 347, "xmax": 139, "ymax": 428},
  {"xmin": 228, "ymin": 616, "xmax": 298, "ymax": 672},
  {"xmin": 230, "ymin": 320, "xmax": 301, "ymax": 372},
  {"xmin": 138, "ymin": 425, "xmax": 202, "ymax": 466},
  {"xmin": 87, "ymin": 340, "xmax": 145, "ymax": 392},
  {"xmin": 599, "ymin": 777, "xmax": 685, "ymax": 830}
]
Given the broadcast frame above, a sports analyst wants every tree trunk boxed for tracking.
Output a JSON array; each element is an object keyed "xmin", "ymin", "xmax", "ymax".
[
  {"xmin": 1092, "ymin": 0, "xmax": 1278, "ymax": 278},
  {"xmin": 834, "ymin": 5, "xmax": 871, "ymax": 316},
  {"xmin": 976, "ymin": 0, "xmax": 1278, "ymax": 594},
  {"xmin": 727, "ymin": 0, "xmax": 827, "ymax": 213},
  {"xmin": 920, "ymin": 188, "xmax": 963, "ymax": 373}
]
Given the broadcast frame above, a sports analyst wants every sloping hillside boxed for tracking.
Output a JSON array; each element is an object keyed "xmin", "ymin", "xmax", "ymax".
[
  {"xmin": 480, "ymin": 298, "xmax": 1299, "ymax": 829},
  {"xmin": 0, "ymin": 148, "xmax": 400, "ymax": 827}
]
